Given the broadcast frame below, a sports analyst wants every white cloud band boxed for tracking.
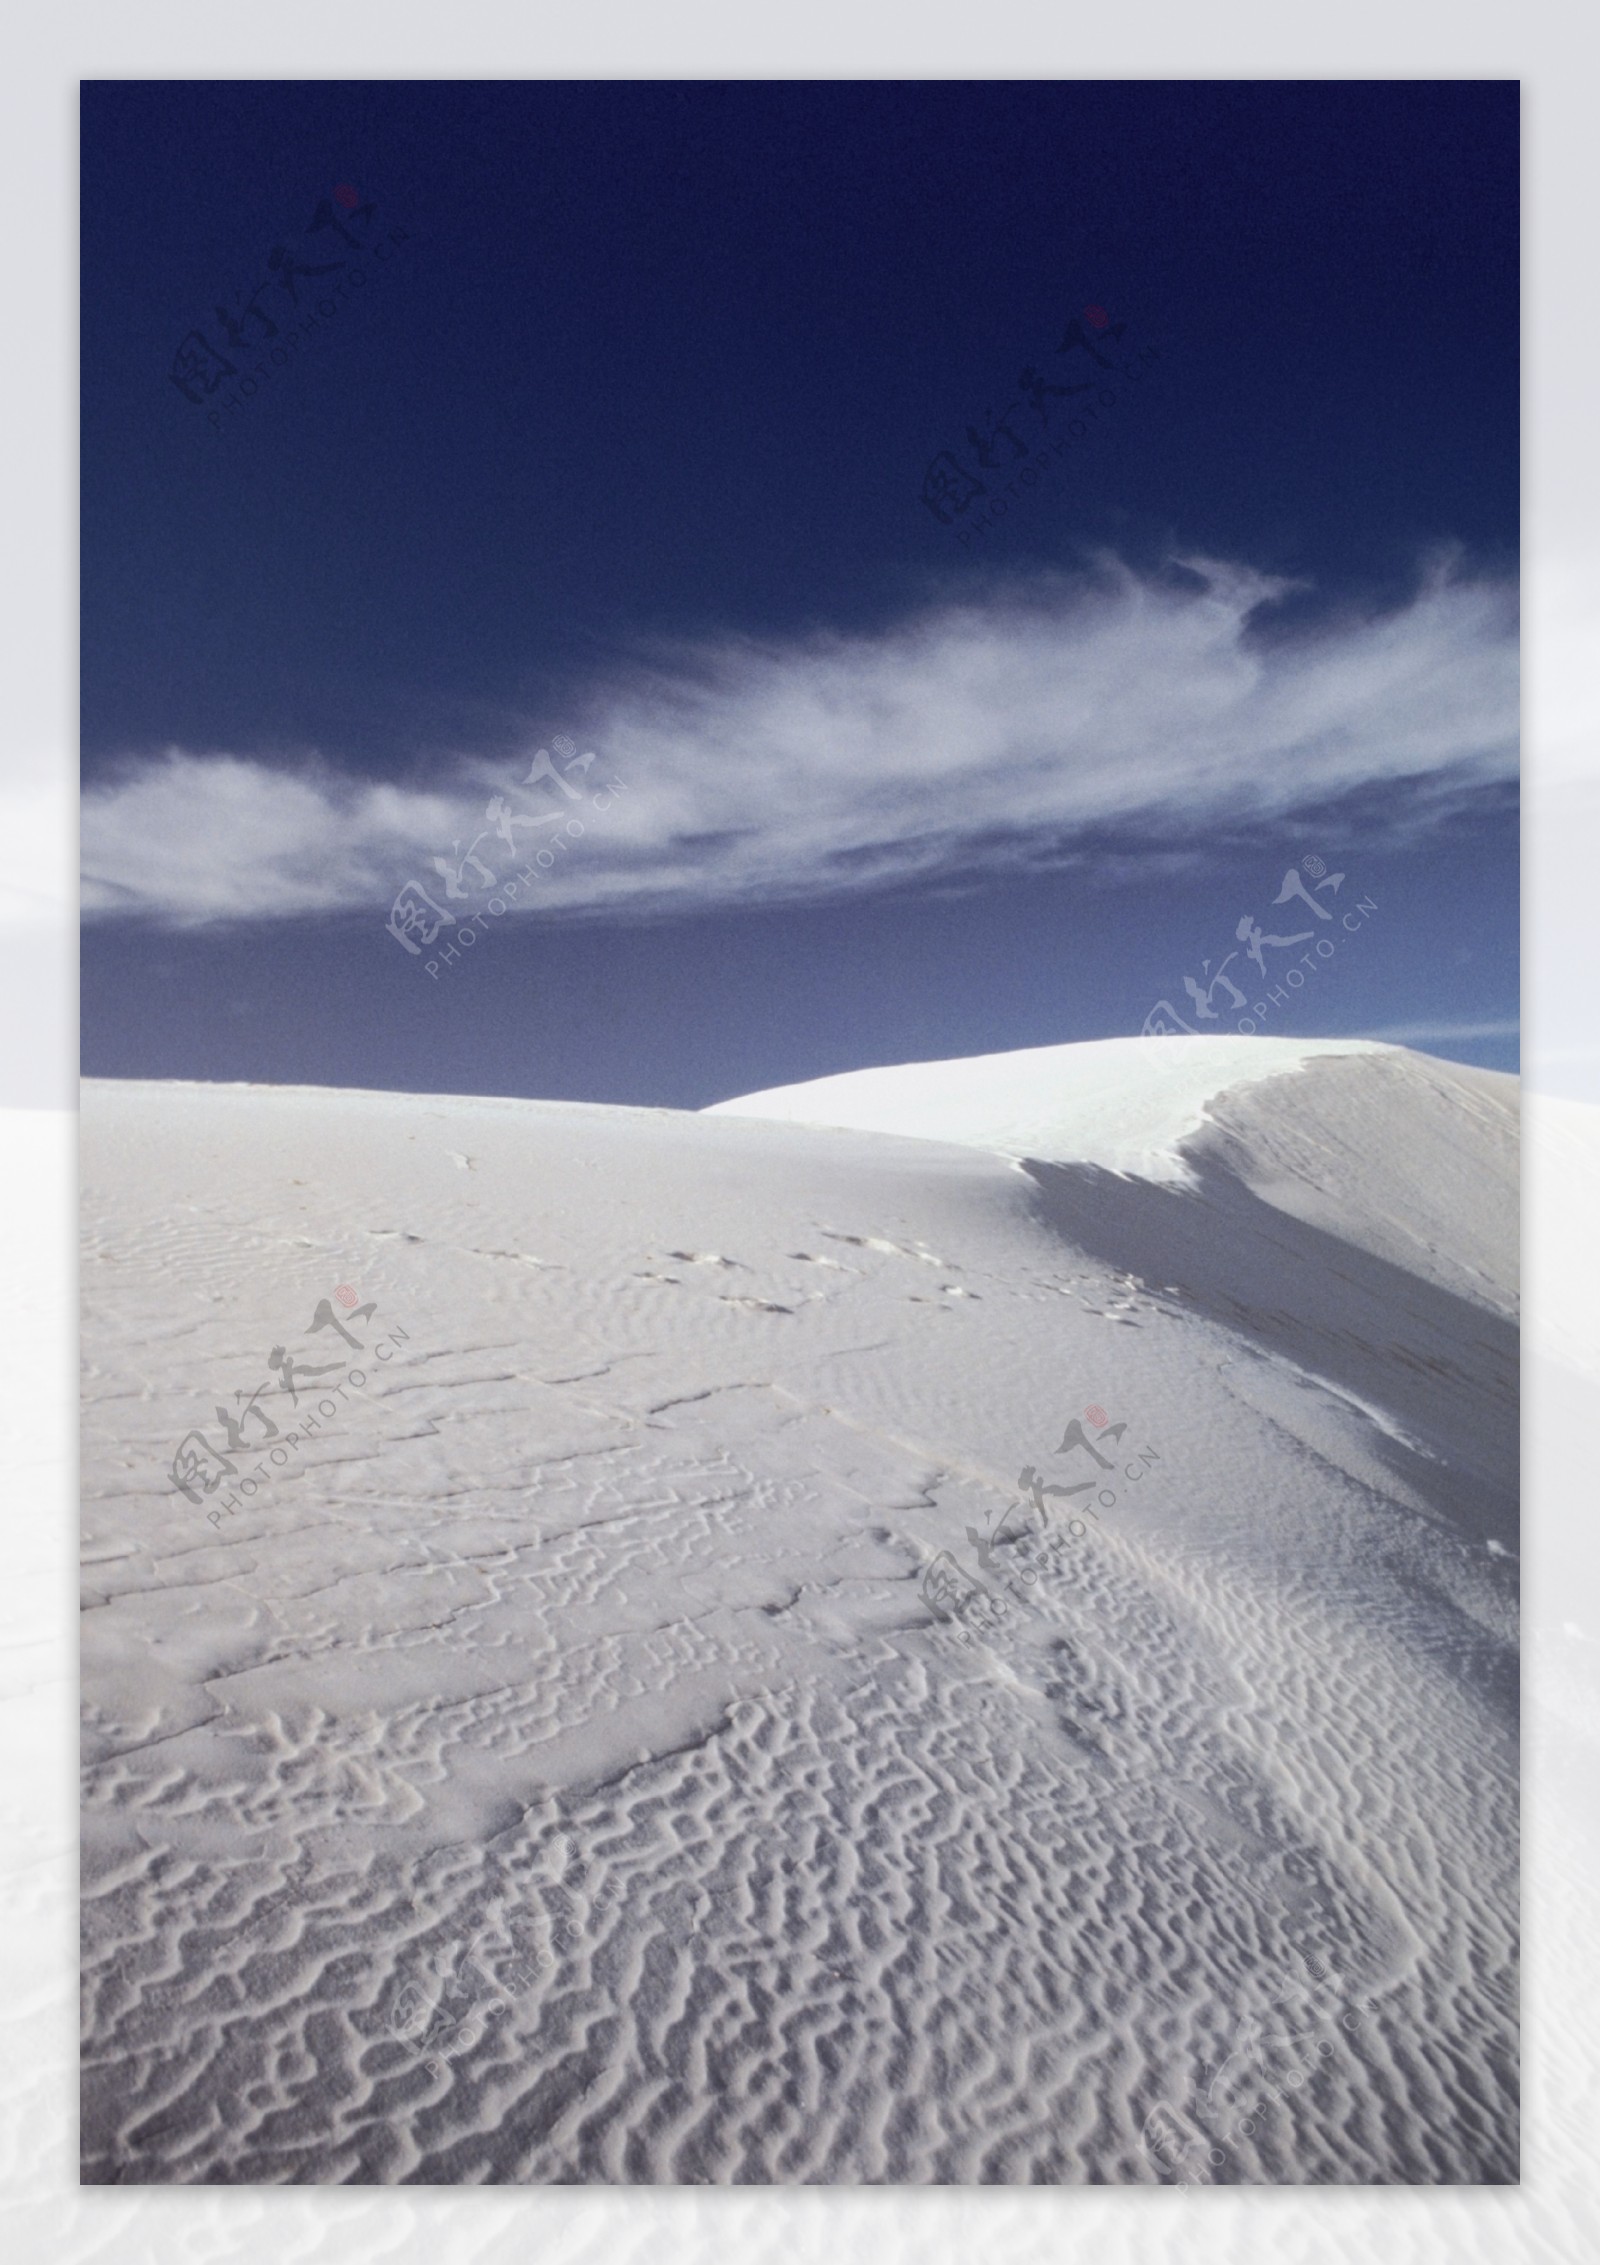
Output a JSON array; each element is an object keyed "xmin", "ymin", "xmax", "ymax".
[{"xmin": 82, "ymin": 554, "xmax": 1517, "ymax": 927}]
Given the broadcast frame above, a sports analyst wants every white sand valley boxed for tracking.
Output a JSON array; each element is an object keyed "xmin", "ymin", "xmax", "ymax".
[{"xmin": 80, "ymin": 1038, "xmax": 1518, "ymax": 2184}]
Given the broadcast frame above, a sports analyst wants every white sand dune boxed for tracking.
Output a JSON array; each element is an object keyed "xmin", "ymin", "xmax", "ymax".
[
  {"xmin": 80, "ymin": 1037, "xmax": 1518, "ymax": 2184},
  {"xmin": 707, "ymin": 1033, "xmax": 1394, "ymax": 1179}
]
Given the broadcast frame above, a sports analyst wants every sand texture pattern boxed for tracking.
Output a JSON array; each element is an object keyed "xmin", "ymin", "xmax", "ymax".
[{"xmin": 80, "ymin": 1040, "xmax": 1518, "ymax": 2184}]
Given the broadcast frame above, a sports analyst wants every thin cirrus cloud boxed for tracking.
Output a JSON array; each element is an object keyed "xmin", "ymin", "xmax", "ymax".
[
  {"xmin": 81, "ymin": 554, "xmax": 1518, "ymax": 929},
  {"xmin": 1360, "ymin": 1020, "xmax": 1522, "ymax": 1043}
]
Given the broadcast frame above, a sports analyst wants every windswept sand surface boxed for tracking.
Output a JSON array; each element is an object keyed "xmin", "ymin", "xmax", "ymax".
[{"xmin": 80, "ymin": 1040, "xmax": 1518, "ymax": 2184}]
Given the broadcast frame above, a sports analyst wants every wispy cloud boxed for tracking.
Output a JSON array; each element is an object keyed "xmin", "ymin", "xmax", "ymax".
[
  {"xmin": 82, "ymin": 553, "xmax": 1517, "ymax": 927},
  {"xmin": 1360, "ymin": 1020, "xmax": 1521, "ymax": 1043}
]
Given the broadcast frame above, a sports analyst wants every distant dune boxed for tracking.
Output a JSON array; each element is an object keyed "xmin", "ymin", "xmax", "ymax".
[{"xmin": 81, "ymin": 1038, "xmax": 1518, "ymax": 2183}]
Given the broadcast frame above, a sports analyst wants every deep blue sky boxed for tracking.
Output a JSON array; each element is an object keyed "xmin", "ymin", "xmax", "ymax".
[{"xmin": 81, "ymin": 79, "xmax": 1519, "ymax": 1100}]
